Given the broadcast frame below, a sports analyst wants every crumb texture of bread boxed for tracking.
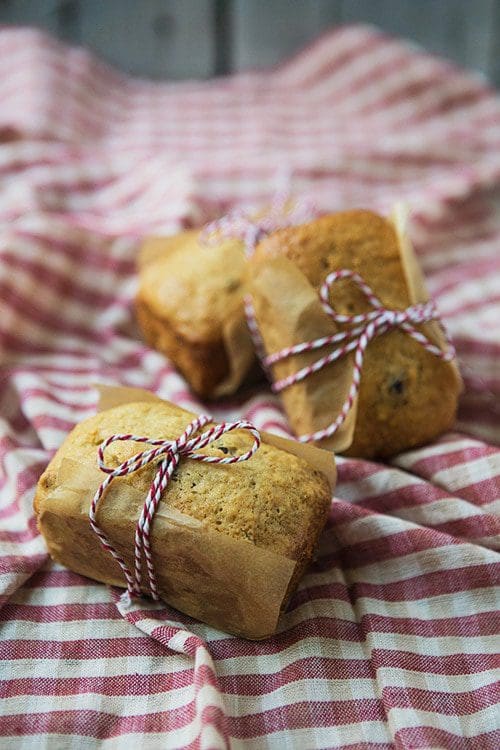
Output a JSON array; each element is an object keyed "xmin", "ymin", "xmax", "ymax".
[
  {"xmin": 136, "ymin": 232, "xmax": 249, "ymax": 397},
  {"xmin": 252, "ymin": 210, "xmax": 461, "ymax": 458}
]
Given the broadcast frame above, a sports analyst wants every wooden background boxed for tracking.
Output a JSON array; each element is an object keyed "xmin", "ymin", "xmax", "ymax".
[{"xmin": 0, "ymin": 0, "xmax": 498, "ymax": 84}]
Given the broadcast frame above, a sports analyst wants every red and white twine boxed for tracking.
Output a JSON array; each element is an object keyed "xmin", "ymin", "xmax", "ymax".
[
  {"xmin": 200, "ymin": 191, "xmax": 319, "ymax": 257},
  {"xmin": 89, "ymin": 415, "xmax": 261, "ymax": 601},
  {"xmin": 248, "ymin": 269, "xmax": 456, "ymax": 444}
]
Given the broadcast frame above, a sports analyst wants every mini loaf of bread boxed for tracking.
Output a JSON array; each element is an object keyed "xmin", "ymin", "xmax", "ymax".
[
  {"xmin": 136, "ymin": 231, "xmax": 254, "ymax": 399},
  {"xmin": 250, "ymin": 209, "xmax": 462, "ymax": 458},
  {"xmin": 34, "ymin": 399, "xmax": 333, "ymax": 639}
]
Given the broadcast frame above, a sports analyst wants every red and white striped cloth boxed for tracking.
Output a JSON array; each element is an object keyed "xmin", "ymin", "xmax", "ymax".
[{"xmin": 0, "ymin": 25, "xmax": 499, "ymax": 749}]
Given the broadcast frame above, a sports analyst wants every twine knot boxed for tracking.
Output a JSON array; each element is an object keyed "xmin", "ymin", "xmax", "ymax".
[
  {"xmin": 200, "ymin": 192, "xmax": 319, "ymax": 256},
  {"xmin": 251, "ymin": 269, "xmax": 455, "ymax": 443},
  {"xmin": 89, "ymin": 414, "xmax": 260, "ymax": 600}
]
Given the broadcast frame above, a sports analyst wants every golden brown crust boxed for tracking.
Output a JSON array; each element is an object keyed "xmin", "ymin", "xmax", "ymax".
[
  {"xmin": 253, "ymin": 210, "xmax": 408, "ymax": 304},
  {"xmin": 135, "ymin": 231, "xmax": 251, "ymax": 398},
  {"xmin": 251, "ymin": 210, "xmax": 461, "ymax": 458},
  {"xmin": 35, "ymin": 401, "xmax": 331, "ymax": 566},
  {"xmin": 136, "ymin": 296, "xmax": 231, "ymax": 397}
]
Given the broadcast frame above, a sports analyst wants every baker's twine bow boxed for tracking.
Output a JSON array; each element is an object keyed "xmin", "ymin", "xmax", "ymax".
[
  {"xmin": 200, "ymin": 191, "xmax": 319, "ymax": 257},
  {"xmin": 89, "ymin": 415, "xmax": 261, "ymax": 601},
  {"xmin": 249, "ymin": 269, "xmax": 456, "ymax": 444}
]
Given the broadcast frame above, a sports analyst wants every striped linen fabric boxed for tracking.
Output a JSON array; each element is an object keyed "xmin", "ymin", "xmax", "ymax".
[{"xmin": 0, "ymin": 24, "xmax": 499, "ymax": 749}]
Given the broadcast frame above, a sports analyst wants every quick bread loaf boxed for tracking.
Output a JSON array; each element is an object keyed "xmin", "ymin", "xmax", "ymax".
[
  {"xmin": 34, "ymin": 392, "xmax": 334, "ymax": 638},
  {"xmin": 136, "ymin": 231, "xmax": 254, "ymax": 398},
  {"xmin": 249, "ymin": 208, "xmax": 462, "ymax": 458}
]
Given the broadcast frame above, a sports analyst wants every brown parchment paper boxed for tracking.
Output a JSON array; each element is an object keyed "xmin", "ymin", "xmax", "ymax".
[
  {"xmin": 138, "ymin": 234, "xmax": 187, "ymax": 270},
  {"xmin": 248, "ymin": 204, "xmax": 462, "ymax": 452},
  {"xmin": 391, "ymin": 203, "xmax": 463, "ymax": 390},
  {"xmin": 249, "ymin": 258, "xmax": 358, "ymax": 452},
  {"xmin": 39, "ymin": 385, "xmax": 335, "ymax": 639},
  {"xmin": 213, "ymin": 310, "xmax": 256, "ymax": 398}
]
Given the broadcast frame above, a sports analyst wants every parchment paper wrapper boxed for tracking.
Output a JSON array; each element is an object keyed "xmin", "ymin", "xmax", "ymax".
[
  {"xmin": 393, "ymin": 204, "xmax": 461, "ymax": 385},
  {"xmin": 39, "ymin": 385, "xmax": 335, "ymax": 640},
  {"xmin": 215, "ymin": 312, "xmax": 256, "ymax": 398},
  {"xmin": 248, "ymin": 203, "xmax": 462, "ymax": 452},
  {"xmin": 138, "ymin": 235, "xmax": 181, "ymax": 270},
  {"xmin": 138, "ymin": 234, "xmax": 255, "ymax": 398}
]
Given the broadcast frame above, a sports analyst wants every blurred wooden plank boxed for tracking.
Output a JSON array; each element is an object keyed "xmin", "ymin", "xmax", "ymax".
[
  {"xmin": 340, "ymin": 0, "xmax": 467, "ymax": 65},
  {"xmin": 339, "ymin": 0, "xmax": 497, "ymax": 80},
  {"xmin": 0, "ymin": 0, "xmax": 61, "ymax": 25},
  {"xmin": 0, "ymin": 0, "xmax": 497, "ymax": 84},
  {"xmin": 231, "ymin": 0, "xmax": 343, "ymax": 71},
  {"xmin": 461, "ymin": 0, "xmax": 496, "ymax": 82},
  {"xmin": 214, "ymin": 0, "xmax": 232, "ymax": 75},
  {"xmin": 487, "ymin": 1, "xmax": 500, "ymax": 86},
  {"xmin": 79, "ymin": 0, "xmax": 216, "ymax": 79},
  {"xmin": 0, "ymin": 0, "xmax": 81, "ymax": 45}
]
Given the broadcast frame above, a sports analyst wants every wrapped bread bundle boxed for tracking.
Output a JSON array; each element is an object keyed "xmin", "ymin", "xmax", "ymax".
[
  {"xmin": 136, "ymin": 231, "xmax": 254, "ymax": 399},
  {"xmin": 135, "ymin": 198, "xmax": 318, "ymax": 399},
  {"xmin": 248, "ymin": 206, "xmax": 462, "ymax": 459},
  {"xmin": 34, "ymin": 386, "xmax": 335, "ymax": 639}
]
